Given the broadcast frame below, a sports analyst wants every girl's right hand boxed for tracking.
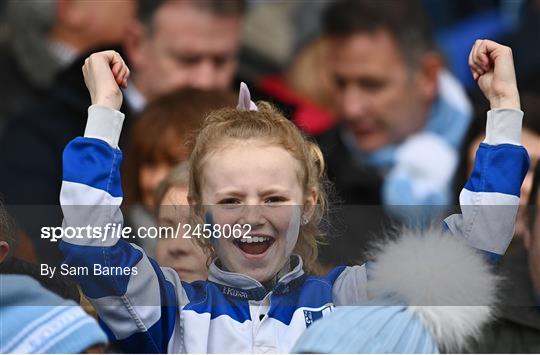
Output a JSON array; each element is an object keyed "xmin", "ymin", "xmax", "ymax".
[{"xmin": 82, "ymin": 50, "xmax": 130, "ymax": 111}]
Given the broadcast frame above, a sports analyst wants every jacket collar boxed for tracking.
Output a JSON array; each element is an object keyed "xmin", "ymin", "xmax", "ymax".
[{"xmin": 207, "ymin": 255, "xmax": 305, "ymax": 301}]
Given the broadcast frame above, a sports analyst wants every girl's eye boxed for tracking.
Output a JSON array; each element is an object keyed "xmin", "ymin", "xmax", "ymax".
[
  {"xmin": 265, "ymin": 196, "xmax": 287, "ymax": 204},
  {"xmin": 218, "ymin": 198, "xmax": 241, "ymax": 205}
]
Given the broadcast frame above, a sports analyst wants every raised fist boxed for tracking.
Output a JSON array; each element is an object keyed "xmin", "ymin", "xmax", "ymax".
[
  {"xmin": 468, "ymin": 39, "xmax": 520, "ymax": 110},
  {"xmin": 82, "ymin": 50, "xmax": 130, "ymax": 110}
]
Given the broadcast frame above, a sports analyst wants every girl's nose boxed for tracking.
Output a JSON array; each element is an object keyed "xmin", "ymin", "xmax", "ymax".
[
  {"xmin": 239, "ymin": 205, "xmax": 265, "ymax": 227},
  {"xmin": 168, "ymin": 240, "xmax": 191, "ymax": 259},
  {"xmin": 168, "ymin": 246, "xmax": 184, "ymax": 259}
]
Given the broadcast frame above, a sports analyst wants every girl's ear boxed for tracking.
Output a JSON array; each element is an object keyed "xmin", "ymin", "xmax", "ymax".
[{"xmin": 303, "ymin": 188, "xmax": 318, "ymax": 222}]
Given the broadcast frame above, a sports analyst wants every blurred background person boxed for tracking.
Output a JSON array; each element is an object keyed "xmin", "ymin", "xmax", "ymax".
[
  {"xmin": 123, "ymin": 88, "xmax": 236, "ymax": 256},
  {"xmin": 0, "ymin": 0, "xmax": 135, "ymax": 135},
  {"xmin": 240, "ymin": 0, "xmax": 338, "ymax": 135},
  {"xmin": 0, "ymin": 0, "xmax": 244, "ymax": 266},
  {"xmin": 0, "ymin": 0, "xmax": 136, "ymax": 265},
  {"xmin": 254, "ymin": 36, "xmax": 338, "ymax": 135},
  {"xmin": 315, "ymin": 0, "xmax": 473, "ymax": 267},
  {"xmin": 0, "ymin": 200, "xmax": 80, "ymax": 302},
  {"xmin": 467, "ymin": 159, "xmax": 540, "ymax": 353},
  {"xmin": 124, "ymin": 0, "xmax": 243, "ymax": 108},
  {"xmin": 154, "ymin": 163, "xmax": 208, "ymax": 282},
  {"xmin": 461, "ymin": 58, "xmax": 540, "ymax": 352}
]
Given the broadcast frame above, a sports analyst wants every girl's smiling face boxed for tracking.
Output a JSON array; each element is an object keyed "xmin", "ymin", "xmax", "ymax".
[{"xmin": 199, "ymin": 140, "xmax": 314, "ymax": 283}]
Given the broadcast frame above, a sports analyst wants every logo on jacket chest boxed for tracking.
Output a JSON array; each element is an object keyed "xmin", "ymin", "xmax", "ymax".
[
  {"xmin": 303, "ymin": 303, "xmax": 334, "ymax": 327},
  {"xmin": 222, "ymin": 286, "xmax": 249, "ymax": 299}
]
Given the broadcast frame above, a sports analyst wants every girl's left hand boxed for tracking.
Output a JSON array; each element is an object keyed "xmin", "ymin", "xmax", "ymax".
[
  {"xmin": 82, "ymin": 50, "xmax": 130, "ymax": 111},
  {"xmin": 468, "ymin": 39, "xmax": 520, "ymax": 110}
]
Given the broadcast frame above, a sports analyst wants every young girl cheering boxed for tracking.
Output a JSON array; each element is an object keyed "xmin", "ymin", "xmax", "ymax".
[{"xmin": 59, "ymin": 40, "xmax": 529, "ymax": 353}]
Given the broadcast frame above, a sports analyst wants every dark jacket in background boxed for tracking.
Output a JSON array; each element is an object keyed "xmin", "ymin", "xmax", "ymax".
[
  {"xmin": 0, "ymin": 48, "xmax": 133, "ymax": 266},
  {"xmin": 0, "ymin": 45, "xmax": 48, "ymax": 136},
  {"xmin": 314, "ymin": 123, "xmax": 396, "ymax": 267},
  {"xmin": 469, "ymin": 246, "xmax": 540, "ymax": 353}
]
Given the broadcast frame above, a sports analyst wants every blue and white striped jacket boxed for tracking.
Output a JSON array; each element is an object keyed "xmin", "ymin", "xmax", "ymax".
[{"xmin": 59, "ymin": 106, "xmax": 529, "ymax": 353}]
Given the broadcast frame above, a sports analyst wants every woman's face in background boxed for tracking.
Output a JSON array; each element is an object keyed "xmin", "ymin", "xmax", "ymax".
[
  {"xmin": 140, "ymin": 161, "xmax": 174, "ymax": 208},
  {"xmin": 138, "ymin": 129, "xmax": 188, "ymax": 209},
  {"xmin": 156, "ymin": 185, "xmax": 209, "ymax": 282}
]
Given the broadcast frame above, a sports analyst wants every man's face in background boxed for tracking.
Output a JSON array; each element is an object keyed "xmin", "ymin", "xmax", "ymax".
[
  {"xmin": 327, "ymin": 29, "xmax": 439, "ymax": 152},
  {"xmin": 126, "ymin": 1, "xmax": 241, "ymax": 101},
  {"xmin": 71, "ymin": 0, "xmax": 136, "ymax": 49}
]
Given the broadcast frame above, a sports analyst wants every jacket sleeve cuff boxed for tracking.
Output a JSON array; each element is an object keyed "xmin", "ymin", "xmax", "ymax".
[
  {"xmin": 84, "ymin": 105, "xmax": 125, "ymax": 148},
  {"xmin": 483, "ymin": 108, "xmax": 523, "ymax": 146}
]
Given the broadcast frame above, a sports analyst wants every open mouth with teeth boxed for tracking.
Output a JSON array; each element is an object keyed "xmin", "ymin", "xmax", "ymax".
[{"xmin": 234, "ymin": 236, "xmax": 275, "ymax": 255}]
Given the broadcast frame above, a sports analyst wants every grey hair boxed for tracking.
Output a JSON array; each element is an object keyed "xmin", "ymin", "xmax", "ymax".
[{"xmin": 6, "ymin": 0, "xmax": 59, "ymax": 87}]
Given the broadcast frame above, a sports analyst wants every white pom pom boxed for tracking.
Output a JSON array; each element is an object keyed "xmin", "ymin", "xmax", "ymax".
[{"xmin": 367, "ymin": 227, "xmax": 500, "ymax": 352}]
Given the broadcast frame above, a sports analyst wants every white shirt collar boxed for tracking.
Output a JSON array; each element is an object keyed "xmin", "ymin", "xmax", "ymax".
[
  {"xmin": 123, "ymin": 82, "xmax": 147, "ymax": 113},
  {"xmin": 46, "ymin": 40, "xmax": 77, "ymax": 69}
]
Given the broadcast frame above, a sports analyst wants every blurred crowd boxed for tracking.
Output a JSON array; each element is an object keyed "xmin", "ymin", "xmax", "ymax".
[{"xmin": 0, "ymin": 0, "xmax": 539, "ymax": 353}]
